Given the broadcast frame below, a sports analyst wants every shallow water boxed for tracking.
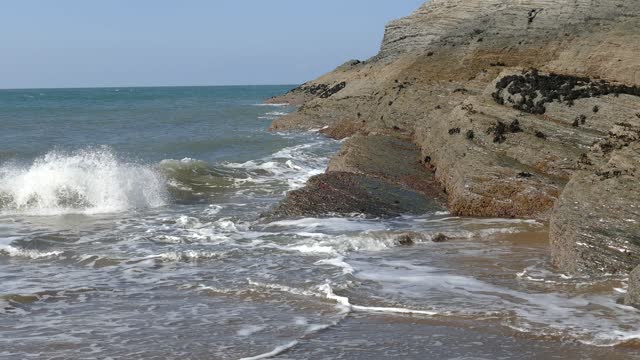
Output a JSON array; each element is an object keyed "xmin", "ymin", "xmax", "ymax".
[{"xmin": 0, "ymin": 86, "xmax": 639, "ymax": 359}]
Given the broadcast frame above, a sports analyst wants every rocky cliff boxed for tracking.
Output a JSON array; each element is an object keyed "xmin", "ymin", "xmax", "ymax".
[{"xmin": 265, "ymin": 0, "xmax": 640, "ymax": 300}]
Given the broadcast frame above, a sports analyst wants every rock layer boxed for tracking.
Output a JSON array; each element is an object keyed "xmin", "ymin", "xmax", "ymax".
[{"xmin": 267, "ymin": 0, "xmax": 640, "ymax": 277}]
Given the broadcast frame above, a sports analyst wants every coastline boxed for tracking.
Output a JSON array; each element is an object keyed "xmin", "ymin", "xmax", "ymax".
[{"xmin": 264, "ymin": 0, "xmax": 640, "ymax": 306}]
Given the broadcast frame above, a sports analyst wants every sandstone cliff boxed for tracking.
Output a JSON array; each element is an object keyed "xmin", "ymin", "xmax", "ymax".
[{"xmin": 266, "ymin": 0, "xmax": 640, "ymax": 290}]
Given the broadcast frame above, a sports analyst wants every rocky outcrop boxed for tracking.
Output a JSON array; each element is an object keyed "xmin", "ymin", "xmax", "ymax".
[
  {"xmin": 266, "ymin": 171, "xmax": 442, "ymax": 219},
  {"xmin": 550, "ymin": 124, "xmax": 640, "ymax": 274},
  {"xmin": 266, "ymin": 0, "xmax": 640, "ymax": 276},
  {"xmin": 265, "ymin": 135, "xmax": 445, "ymax": 219}
]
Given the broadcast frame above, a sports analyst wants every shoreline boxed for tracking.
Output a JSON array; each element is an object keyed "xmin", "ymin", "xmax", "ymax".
[{"xmin": 263, "ymin": 0, "xmax": 640, "ymax": 307}]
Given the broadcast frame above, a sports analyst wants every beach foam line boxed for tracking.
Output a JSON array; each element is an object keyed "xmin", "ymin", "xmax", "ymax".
[
  {"xmin": 314, "ymin": 256, "xmax": 355, "ymax": 275},
  {"xmin": 253, "ymin": 103, "xmax": 289, "ymax": 107},
  {"xmin": 319, "ymin": 283, "xmax": 439, "ymax": 316},
  {"xmin": 238, "ymin": 281, "xmax": 343, "ymax": 359},
  {"xmin": 238, "ymin": 341, "xmax": 299, "ymax": 360},
  {"xmin": 0, "ymin": 245, "xmax": 63, "ymax": 259}
]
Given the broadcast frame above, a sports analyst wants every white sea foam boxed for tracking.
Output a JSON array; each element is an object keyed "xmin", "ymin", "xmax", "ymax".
[
  {"xmin": 319, "ymin": 283, "xmax": 439, "ymax": 316},
  {"xmin": 273, "ymin": 230, "xmax": 434, "ymax": 258},
  {"xmin": 0, "ymin": 245, "xmax": 62, "ymax": 259},
  {"xmin": 253, "ymin": 103, "xmax": 289, "ymax": 107},
  {"xmin": 265, "ymin": 217, "xmax": 388, "ymax": 233},
  {"xmin": 175, "ymin": 215, "xmax": 201, "ymax": 228},
  {"xmin": 315, "ymin": 256, "xmax": 355, "ymax": 274},
  {"xmin": 151, "ymin": 250, "xmax": 224, "ymax": 262},
  {"xmin": 203, "ymin": 205, "xmax": 223, "ymax": 216},
  {"xmin": 0, "ymin": 148, "xmax": 166, "ymax": 215},
  {"xmin": 246, "ymin": 279, "xmax": 318, "ymax": 298},
  {"xmin": 222, "ymin": 140, "xmax": 332, "ymax": 192},
  {"xmin": 237, "ymin": 325, "xmax": 266, "ymax": 337},
  {"xmin": 238, "ymin": 341, "xmax": 299, "ymax": 360},
  {"xmin": 353, "ymin": 260, "xmax": 640, "ymax": 346}
]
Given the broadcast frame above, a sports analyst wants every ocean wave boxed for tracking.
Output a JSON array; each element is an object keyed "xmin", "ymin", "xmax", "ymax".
[
  {"xmin": 0, "ymin": 147, "xmax": 166, "ymax": 215},
  {"xmin": 238, "ymin": 341, "xmax": 299, "ymax": 360},
  {"xmin": 149, "ymin": 250, "xmax": 225, "ymax": 262},
  {"xmin": 157, "ymin": 139, "xmax": 333, "ymax": 200},
  {"xmin": 0, "ymin": 245, "xmax": 63, "ymax": 259},
  {"xmin": 158, "ymin": 158, "xmax": 234, "ymax": 200},
  {"xmin": 222, "ymin": 140, "xmax": 332, "ymax": 192}
]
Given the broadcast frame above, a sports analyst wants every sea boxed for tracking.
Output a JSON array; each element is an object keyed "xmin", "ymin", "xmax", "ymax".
[{"xmin": 0, "ymin": 86, "xmax": 638, "ymax": 359}]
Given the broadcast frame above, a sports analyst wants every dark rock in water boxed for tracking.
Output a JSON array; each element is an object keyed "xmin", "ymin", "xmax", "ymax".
[
  {"xmin": 625, "ymin": 266, "xmax": 640, "ymax": 308},
  {"xmin": 264, "ymin": 133, "xmax": 446, "ymax": 220},
  {"xmin": 264, "ymin": 172, "xmax": 442, "ymax": 219},
  {"xmin": 432, "ymin": 233, "xmax": 448, "ymax": 243},
  {"xmin": 395, "ymin": 233, "xmax": 416, "ymax": 246}
]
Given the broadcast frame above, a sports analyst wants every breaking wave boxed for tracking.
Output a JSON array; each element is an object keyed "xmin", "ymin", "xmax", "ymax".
[{"xmin": 0, "ymin": 148, "xmax": 166, "ymax": 215}]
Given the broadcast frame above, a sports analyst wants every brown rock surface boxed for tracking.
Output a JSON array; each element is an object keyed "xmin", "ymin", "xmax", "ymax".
[{"xmin": 625, "ymin": 265, "xmax": 640, "ymax": 308}]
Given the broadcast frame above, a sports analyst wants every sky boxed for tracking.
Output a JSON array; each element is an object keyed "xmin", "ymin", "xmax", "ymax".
[{"xmin": 0, "ymin": 1, "xmax": 425, "ymax": 89}]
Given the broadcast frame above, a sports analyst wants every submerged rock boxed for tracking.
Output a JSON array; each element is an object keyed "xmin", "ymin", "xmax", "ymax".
[
  {"xmin": 432, "ymin": 233, "xmax": 448, "ymax": 243},
  {"xmin": 394, "ymin": 233, "xmax": 416, "ymax": 246},
  {"xmin": 264, "ymin": 133, "xmax": 446, "ymax": 219},
  {"xmin": 265, "ymin": 171, "xmax": 442, "ymax": 219}
]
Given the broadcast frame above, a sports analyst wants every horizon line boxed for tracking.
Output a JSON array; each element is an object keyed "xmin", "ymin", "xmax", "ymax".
[{"xmin": 0, "ymin": 83, "xmax": 300, "ymax": 91}]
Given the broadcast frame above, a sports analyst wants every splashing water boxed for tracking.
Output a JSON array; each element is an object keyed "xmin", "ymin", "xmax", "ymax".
[
  {"xmin": 0, "ymin": 148, "xmax": 166, "ymax": 215},
  {"xmin": 1, "ymin": 87, "xmax": 639, "ymax": 359}
]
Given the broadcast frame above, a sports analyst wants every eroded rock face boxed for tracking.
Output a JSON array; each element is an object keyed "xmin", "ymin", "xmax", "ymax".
[
  {"xmin": 266, "ymin": 0, "xmax": 640, "ymax": 275},
  {"xmin": 550, "ymin": 126, "xmax": 640, "ymax": 274}
]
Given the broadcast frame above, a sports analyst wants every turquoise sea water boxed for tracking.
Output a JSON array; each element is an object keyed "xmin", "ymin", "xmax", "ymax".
[
  {"xmin": 0, "ymin": 86, "xmax": 638, "ymax": 359},
  {"xmin": 1, "ymin": 86, "xmax": 299, "ymax": 163}
]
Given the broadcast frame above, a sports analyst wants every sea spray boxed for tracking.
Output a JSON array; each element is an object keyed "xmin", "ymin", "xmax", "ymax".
[{"xmin": 0, "ymin": 147, "xmax": 166, "ymax": 215}]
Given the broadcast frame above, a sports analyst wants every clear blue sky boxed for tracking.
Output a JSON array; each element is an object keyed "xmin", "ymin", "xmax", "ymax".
[{"xmin": 0, "ymin": 1, "xmax": 425, "ymax": 89}]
